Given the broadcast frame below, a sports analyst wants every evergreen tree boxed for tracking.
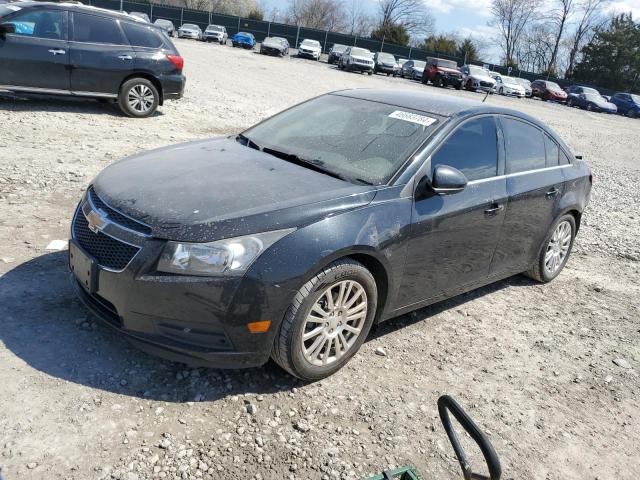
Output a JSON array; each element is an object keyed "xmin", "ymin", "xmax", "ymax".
[
  {"xmin": 456, "ymin": 38, "xmax": 480, "ymax": 63},
  {"xmin": 371, "ymin": 22, "xmax": 410, "ymax": 46}
]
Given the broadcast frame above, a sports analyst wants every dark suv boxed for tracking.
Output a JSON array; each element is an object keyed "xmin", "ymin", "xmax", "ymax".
[{"xmin": 0, "ymin": 1, "xmax": 185, "ymax": 117}]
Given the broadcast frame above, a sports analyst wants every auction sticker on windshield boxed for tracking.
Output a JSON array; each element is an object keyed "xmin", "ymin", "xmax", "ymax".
[{"xmin": 389, "ymin": 110, "xmax": 437, "ymax": 127}]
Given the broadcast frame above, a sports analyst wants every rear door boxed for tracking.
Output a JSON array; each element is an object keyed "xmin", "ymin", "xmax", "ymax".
[
  {"xmin": 0, "ymin": 7, "xmax": 70, "ymax": 91},
  {"xmin": 490, "ymin": 117, "xmax": 565, "ymax": 276},
  {"xmin": 69, "ymin": 11, "xmax": 135, "ymax": 95}
]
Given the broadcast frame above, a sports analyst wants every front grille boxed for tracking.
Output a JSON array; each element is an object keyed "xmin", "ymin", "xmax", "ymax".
[
  {"xmin": 480, "ymin": 81, "xmax": 493, "ymax": 87},
  {"xmin": 73, "ymin": 210, "xmax": 140, "ymax": 271},
  {"xmin": 89, "ymin": 186, "xmax": 151, "ymax": 235}
]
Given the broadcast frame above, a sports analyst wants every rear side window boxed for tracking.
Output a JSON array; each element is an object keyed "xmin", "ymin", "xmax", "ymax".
[
  {"xmin": 7, "ymin": 9, "xmax": 66, "ymax": 39},
  {"xmin": 432, "ymin": 116, "xmax": 498, "ymax": 181},
  {"xmin": 544, "ymin": 134, "xmax": 559, "ymax": 167},
  {"xmin": 502, "ymin": 118, "xmax": 546, "ymax": 174},
  {"xmin": 121, "ymin": 21, "xmax": 164, "ymax": 48},
  {"xmin": 73, "ymin": 12, "xmax": 126, "ymax": 45}
]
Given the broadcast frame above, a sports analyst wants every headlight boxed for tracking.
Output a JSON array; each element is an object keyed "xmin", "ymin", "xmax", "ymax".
[{"xmin": 157, "ymin": 228, "xmax": 295, "ymax": 276}]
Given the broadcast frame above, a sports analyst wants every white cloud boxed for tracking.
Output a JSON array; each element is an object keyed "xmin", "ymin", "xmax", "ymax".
[
  {"xmin": 605, "ymin": 0, "xmax": 640, "ymax": 18},
  {"xmin": 423, "ymin": 0, "xmax": 493, "ymax": 16}
]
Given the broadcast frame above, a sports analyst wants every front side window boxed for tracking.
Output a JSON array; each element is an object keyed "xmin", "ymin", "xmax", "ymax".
[
  {"xmin": 122, "ymin": 21, "xmax": 164, "ymax": 48},
  {"xmin": 502, "ymin": 118, "xmax": 546, "ymax": 174},
  {"xmin": 431, "ymin": 116, "xmax": 498, "ymax": 182},
  {"xmin": 73, "ymin": 12, "xmax": 126, "ymax": 44},
  {"xmin": 243, "ymin": 95, "xmax": 442, "ymax": 185},
  {"xmin": 6, "ymin": 9, "xmax": 66, "ymax": 39}
]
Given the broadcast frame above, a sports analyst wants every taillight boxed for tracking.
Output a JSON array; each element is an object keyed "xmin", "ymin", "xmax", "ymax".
[{"xmin": 166, "ymin": 54, "xmax": 184, "ymax": 71}]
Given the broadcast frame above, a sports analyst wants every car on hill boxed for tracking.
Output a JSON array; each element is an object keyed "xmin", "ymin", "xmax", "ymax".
[
  {"xmin": 328, "ymin": 43, "xmax": 347, "ymax": 64},
  {"xmin": 177, "ymin": 23, "xmax": 202, "ymax": 40},
  {"xmin": 423, "ymin": 57, "xmax": 462, "ymax": 89},
  {"xmin": 69, "ymin": 89, "xmax": 591, "ymax": 380},
  {"xmin": 260, "ymin": 36, "xmax": 289, "ymax": 56},
  {"xmin": 338, "ymin": 46, "xmax": 374, "ymax": 74},
  {"xmin": 373, "ymin": 51, "xmax": 400, "ymax": 76},
  {"xmin": 567, "ymin": 91, "xmax": 617, "ymax": 113},
  {"xmin": 153, "ymin": 18, "xmax": 175, "ymax": 37},
  {"xmin": 514, "ymin": 77, "xmax": 532, "ymax": 97},
  {"xmin": 609, "ymin": 92, "xmax": 640, "ymax": 118},
  {"xmin": 0, "ymin": 1, "xmax": 185, "ymax": 117},
  {"xmin": 460, "ymin": 64, "xmax": 495, "ymax": 93},
  {"xmin": 401, "ymin": 59, "xmax": 425, "ymax": 80},
  {"xmin": 231, "ymin": 31, "xmax": 255, "ymax": 48},
  {"xmin": 203, "ymin": 24, "xmax": 227, "ymax": 43},
  {"xmin": 531, "ymin": 80, "xmax": 567, "ymax": 102},
  {"xmin": 297, "ymin": 38, "xmax": 321, "ymax": 60},
  {"xmin": 494, "ymin": 74, "xmax": 526, "ymax": 97}
]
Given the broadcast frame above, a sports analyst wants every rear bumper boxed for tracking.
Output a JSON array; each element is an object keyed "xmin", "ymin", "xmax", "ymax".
[{"xmin": 160, "ymin": 73, "xmax": 186, "ymax": 101}]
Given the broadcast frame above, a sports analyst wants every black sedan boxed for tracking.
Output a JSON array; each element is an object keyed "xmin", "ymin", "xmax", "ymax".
[
  {"xmin": 567, "ymin": 90, "xmax": 617, "ymax": 113},
  {"xmin": 70, "ymin": 90, "xmax": 592, "ymax": 380},
  {"xmin": 260, "ymin": 36, "xmax": 289, "ymax": 56}
]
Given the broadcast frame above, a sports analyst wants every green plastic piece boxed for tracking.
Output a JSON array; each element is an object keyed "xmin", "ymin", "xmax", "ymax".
[{"xmin": 366, "ymin": 466, "xmax": 421, "ymax": 480}]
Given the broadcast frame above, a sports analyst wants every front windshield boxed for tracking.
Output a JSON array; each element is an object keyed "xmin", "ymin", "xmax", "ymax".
[
  {"xmin": 515, "ymin": 78, "xmax": 531, "ymax": 87},
  {"xmin": 207, "ymin": 25, "xmax": 223, "ymax": 31},
  {"xmin": 502, "ymin": 76, "xmax": 519, "ymax": 86},
  {"xmin": 377, "ymin": 53, "xmax": 395, "ymax": 62},
  {"xmin": 302, "ymin": 39, "xmax": 319, "ymax": 47},
  {"xmin": 0, "ymin": 5, "xmax": 22, "ymax": 17},
  {"xmin": 437, "ymin": 59, "xmax": 457, "ymax": 69},
  {"xmin": 332, "ymin": 44, "xmax": 347, "ymax": 52},
  {"xmin": 413, "ymin": 61, "xmax": 426, "ymax": 69},
  {"xmin": 242, "ymin": 95, "xmax": 442, "ymax": 185},
  {"xmin": 155, "ymin": 20, "xmax": 170, "ymax": 25},
  {"xmin": 632, "ymin": 94, "xmax": 640, "ymax": 104},
  {"xmin": 468, "ymin": 66, "xmax": 486, "ymax": 76},
  {"xmin": 238, "ymin": 31, "xmax": 250, "ymax": 36},
  {"xmin": 351, "ymin": 47, "xmax": 371, "ymax": 57},
  {"xmin": 548, "ymin": 82, "xmax": 561, "ymax": 90},
  {"xmin": 182, "ymin": 24, "xmax": 197, "ymax": 29}
]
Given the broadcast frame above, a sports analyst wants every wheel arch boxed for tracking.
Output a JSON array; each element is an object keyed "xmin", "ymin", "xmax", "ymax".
[{"xmin": 120, "ymin": 72, "xmax": 164, "ymax": 105}]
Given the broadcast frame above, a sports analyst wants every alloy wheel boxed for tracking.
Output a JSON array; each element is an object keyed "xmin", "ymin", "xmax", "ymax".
[
  {"xmin": 127, "ymin": 84, "xmax": 155, "ymax": 114},
  {"xmin": 544, "ymin": 220, "xmax": 572, "ymax": 276},
  {"xmin": 301, "ymin": 280, "xmax": 368, "ymax": 366}
]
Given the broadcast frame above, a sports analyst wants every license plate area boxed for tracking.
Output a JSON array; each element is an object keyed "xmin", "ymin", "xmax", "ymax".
[{"xmin": 69, "ymin": 240, "xmax": 98, "ymax": 294}]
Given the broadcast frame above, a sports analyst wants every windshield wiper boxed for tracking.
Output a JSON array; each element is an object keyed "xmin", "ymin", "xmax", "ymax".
[
  {"xmin": 262, "ymin": 147, "xmax": 358, "ymax": 183},
  {"xmin": 236, "ymin": 133, "xmax": 261, "ymax": 151}
]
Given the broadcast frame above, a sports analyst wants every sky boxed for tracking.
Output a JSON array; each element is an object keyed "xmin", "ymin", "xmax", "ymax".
[{"xmin": 261, "ymin": 0, "xmax": 640, "ymax": 62}]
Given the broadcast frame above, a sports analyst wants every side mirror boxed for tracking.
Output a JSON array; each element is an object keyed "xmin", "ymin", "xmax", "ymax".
[
  {"xmin": 0, "ymin": 23, "xmax": 16, "ymax": 37},
  {"xmin": 431, "ymin": 164, "xmax": 467, "ymax": 195}
]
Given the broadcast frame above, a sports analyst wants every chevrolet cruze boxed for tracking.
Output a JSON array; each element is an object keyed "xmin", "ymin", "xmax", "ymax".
[{"xmin": 70, "ymin": 90, "xmax": 592, "ymax": 380}]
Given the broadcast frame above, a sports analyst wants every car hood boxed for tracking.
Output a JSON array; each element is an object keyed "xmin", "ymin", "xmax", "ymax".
[
  {"xmin": 92, "ymin": 137, "xmax": 377, "ymax": 242},
  {"xmin": 469, "ymin": 73, "xmax": 494, "ymax": 83},
  {"xmin": 180, "ymin": 28, "xmax": 198, "ymax": 33}
]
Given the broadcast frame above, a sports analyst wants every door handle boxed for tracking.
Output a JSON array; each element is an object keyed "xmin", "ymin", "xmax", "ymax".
[
  {"xmin": 484, "ymin": 204, "xmax": 504, "ymax": 217},
  {"xmin": 118, "ymin": 55, "xmax": 133, "ymax": 60},
  {"xmin": 545, "ymin": 188, "xmax": 559, "ymax": 198},
  {"xmin": 48, "ymin": 49, "xmax": 66, "ymax": 55}
]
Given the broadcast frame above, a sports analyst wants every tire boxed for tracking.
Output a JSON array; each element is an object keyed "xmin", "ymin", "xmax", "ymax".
[
  {"xmin": 434, "ymin": 76, "xmax": 443, "ymax": 88},
  {"xmin": 499, "ymin": 87, "xmax": 504, "ymax": 95},
  {"xmin": 271, "ymin": 259, "xmax": 378, "ymax": 381},
  {"xmin": 628, "ymin": 109, "xmax": 637, "ymax": 118},
  {"xmin": 525, "ymin": 214, "xmax": 576, "ymax": 283},
  {"xmin": 587, "ymin": 103, "xmax": 593, "ymax": 111},
  {"xmin": 567, "ymin": 98, "xmax": 574, "ymax": 107},
  {"xmin": 118, "ymin": 78, "xmax": 159, "ymax": 118}
]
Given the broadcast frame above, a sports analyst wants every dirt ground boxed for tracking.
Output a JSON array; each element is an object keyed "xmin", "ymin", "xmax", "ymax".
[{"xmin": 1, "ymin": 39, "xmax": 639, "ymax": 480}]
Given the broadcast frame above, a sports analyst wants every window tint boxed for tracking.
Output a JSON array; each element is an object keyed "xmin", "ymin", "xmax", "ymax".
[
  {"xmin": 8, "ymin": 9, "xmax": 66, "ymax": 39},
  {"xmin": 431, "ymin": 117, "xmax": 498, "ymax": 181},
  {"xmin": 502, "ymin": 118, "xmax": 546, "ymax": 173},
  {"xmin": 544, "ymin": 134, "xmax": 559, "ymax": 167},
  {"xmin": 73, "ymin": 12, "xmax": 126, "ymax": 44},
  {"xmin": 122, "ymin": 21, "xmax": 163, "ymax": 48}
]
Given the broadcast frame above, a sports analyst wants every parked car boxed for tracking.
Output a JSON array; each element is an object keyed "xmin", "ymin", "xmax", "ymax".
[
  {"xmin": 396, "ymin": 57, "xmax": 408, "ymax": 68},
  {"xmin": 203, "ymin": 24, "xmax": 227, "ymax": 43},
  {"xmin": 373, "ymin": 51, "xmax": 399, "ymax": 76},
  {"xmin": 337, "ymin": 46, "xmax": 374, "ymax": 74},
  {"xmin": 494, "ymin": 74, "xmax": 526, "ymax": 97},
  {"xmin": 231, "ymin": 31, "xmax": 255, "ymax": 49},
  {"xmin": 401, "ymin": 59, "xmax": 425, "ymax": 80},
  {"xmin": 128, "ymin": 11, "xmax": 150, "ymax": 23},
  {"xmin": 153, "ymin": 18, "xmax": 175, "ymax": 37},
  {"xmin": 0, "ymin": 1, "xmax": 185, "ymax": 117},
  {"xmin": 610, "ymin": 92, "xmax": 640, "ymax": 118},
  {"xmin": 567, "ymin": 91, "xmax": 617, "ymax": 113},
  {"xmin": 177, "ymin": 23, "xmax": 202, "ymax": 40},
  {"xmin": 423, "ymin": 57, "xmax": 462, "ymax": 89},
  {"xmin": 260, "ymin": 36, "xmax": 289, "ymax": 56},
  {"xmin": 297, "ymin": 38, "xmax": 321, "ymax": 60},
  {"xmin": 531, "ymin": 80, "xmax": 567, "ymax": 102},
  {"xmin": 327, "ymin": 43, "xmax": 347, "ymax": 64},
  {"xmin": 460, "ymin": 64, "xmax": 495, "ymax": 92},
  {"xmin": 70, "ymin": 89, "xmax": 591, "ymax": 380},
  {"xmin": 514, "ymin": 77, "xmax": 532, "ymax": 97}
]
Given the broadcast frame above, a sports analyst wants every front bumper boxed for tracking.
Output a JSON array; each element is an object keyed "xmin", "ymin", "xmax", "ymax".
[
  {"xmin": 348, "ymin": 62, "xmax": 373, "ymax": 71},
  {"xmin": 375, "ymin": 64, "xmax": 396, "ymax": 74},
  {"xmin": 298, "ymin": 50, "xmax": 320, "ymax": 59},
  {"xmin": 233, "ymin": 41, "xmax": 253, "ymax": 48},
  {"xmin": 203, "ymin": 34, "xmax": 224, "ymax": 42},
  {"xmin": 69, "ymin": 198, "xmax": 292, "ymax": 369},
  {"xmin": 261, "ymin": 46, "xmax": 284, "ymax": 55},
  {"xmin": 178, "ymin": 32, "xmax": 199, "ymax": 39},
  {"xmin": 442, "ymin": 75, "xmax": 463, "ymax": 88}
]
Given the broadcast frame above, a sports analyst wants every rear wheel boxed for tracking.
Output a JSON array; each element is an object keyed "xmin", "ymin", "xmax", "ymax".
[
  {"xmin": 272, "ymin": 259, "xmax": 378, "ymax": 381},
  {"xmin": 118, "ymin": 78, "xmax": 159, "ymax": 118},
  {"xmin": 434, "ymin": 76, "xmax": 443, "ymax": 88},
  {"xmin": 628, "ymin": 109, "xmax": 637, "ymax": 118},
  {"xmin": 525, "ymin": 214, "xmax": 576, "ymax": 283}
]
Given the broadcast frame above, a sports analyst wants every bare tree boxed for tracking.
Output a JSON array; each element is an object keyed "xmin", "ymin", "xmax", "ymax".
[
  {"xmin": 377, "ymin": 0, "xmax": 435, "ymax": 37},
  {"xmin": 546, "ymin": 0, "xmax": 574, "ymax": 74},
  {"xmin": 346, "ymin": 0, "xmax": 374, "ymax": 36},
  {"xmin": 490, "ymin": 0, "xmax": 541, "ymax": 65},
  {"xmin": 565, "ymin": 0, "xmax": 608, "ymax": 77},
  {"xmin": 285, "ymin": 0, "xmax": 348, "ymax": 31}
]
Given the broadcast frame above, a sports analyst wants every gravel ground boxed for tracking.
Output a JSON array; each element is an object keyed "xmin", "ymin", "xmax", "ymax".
[{"xmin": 0, "ymin": 40, "xmax": 639, "ymax": 480}]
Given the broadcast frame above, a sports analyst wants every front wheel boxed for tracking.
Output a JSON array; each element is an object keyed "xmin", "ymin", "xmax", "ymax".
[
  {"xmin": 525, "ymin": 214, "xmax": 576, "ymax": 283},
  {"xmin": 499, "ymin": 87, "xmax": 504, "ymax": 95},
  {"xmin": 628, "ymin": 109, "xmax": 637, "ymax": 118},
  {"xmin": 118, "ymin": 78, "xmax": 159, "ymax": 118},
  {"xmin": 271, "ymin": 259, "xmax": 378, "ymax": 381}
]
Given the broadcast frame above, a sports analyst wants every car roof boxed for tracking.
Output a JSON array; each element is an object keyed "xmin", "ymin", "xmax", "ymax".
[{"xmin": 9, "ymin": 1, "xmax": 148, "ymax": 22}]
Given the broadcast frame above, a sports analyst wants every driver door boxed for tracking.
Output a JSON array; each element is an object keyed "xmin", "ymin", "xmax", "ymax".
[
  {"xmin": 395, "ymin": 116, "xmax": 508, "ymax": 308},
  {"xmin": 0, "ymin": 8, "xmax": 70, "ymax": 91}
]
